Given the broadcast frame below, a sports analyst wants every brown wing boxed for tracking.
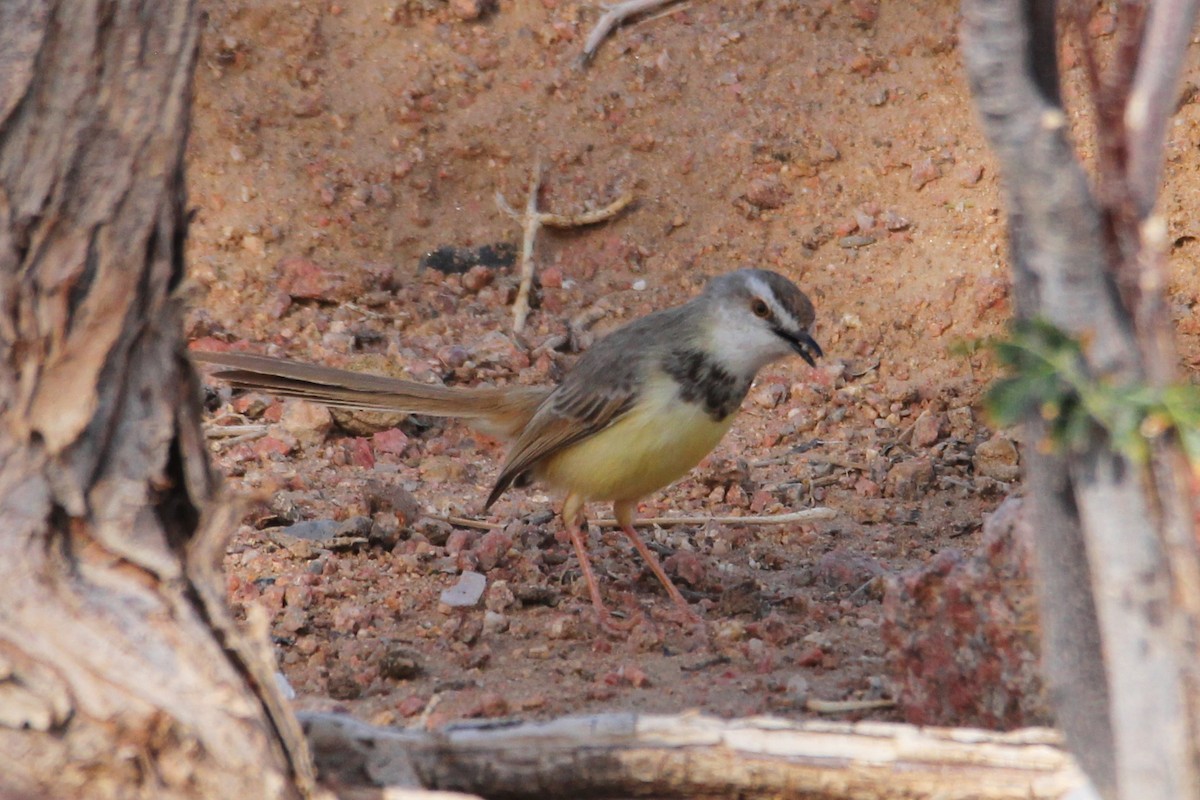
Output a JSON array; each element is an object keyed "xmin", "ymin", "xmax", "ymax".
[
  {"xmin": 484, "ymin": 341, "xmax": 646, "ymax": 508},
  {"xmin": 485, "ymin": 379, "xmax": 637, "ymax": 507}
]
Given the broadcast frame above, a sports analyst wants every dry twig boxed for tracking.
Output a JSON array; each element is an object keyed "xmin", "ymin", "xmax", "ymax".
[
  {"xmin": 579, "ymin": 0, "xmax": 690, "ymax": 66},
  {"xmin": 432, "ymin": 508, "xmax": 835, "ymax": 531},
  {"xmin": 496, "ymin": 165, "xmax": 633, "ymax": 333}
]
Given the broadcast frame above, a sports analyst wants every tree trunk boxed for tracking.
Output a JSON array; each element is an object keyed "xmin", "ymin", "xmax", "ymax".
[
  {"xmin": 960, "ymin": 1, "xmax": 1200, "ymax": 798},
  {"xmin": 0, "ymin": 2, "xmax": 312, "ymax": 797}
]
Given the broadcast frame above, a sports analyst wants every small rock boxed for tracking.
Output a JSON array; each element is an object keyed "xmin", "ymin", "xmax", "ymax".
[
  {"xmin": 546, "ymin": 615, "xmax": 579, "ymax": 640},
  {"xmin": 910, "ymin": 157, "xmax": 940, "ymax": 190},
  {"xmin": 281, "ymin": 519, "xmax": 340, "ymax": 542},
  {"xmin": 419, "ymin": 243, "xmax": 516, "ymax": 275},
  {"xmin": 838, "ymin": 235, "xmax": 876, "ymax": 249},
  {"xmin": 751, "ymin": 382, "xmax": 788, "ymax": 409},
  {"xmin": 450, "ymin": 0, "xmax": 486, "ymax": 20},
  {"xmin": 420, "ymin": 455, "xmax": 467, "ymax": 484},
  {"xmin": 813, "ymin": 550, "xmax": 884, "ymax": 589},
  {"xmin": 462, "ymin": 264, "xmax": 495, "ymax": 292},
  {"xmin": 712, "ymin": 619, "xmax": 747, "ymax": 644},
  {"xmin": 784, "ymin": 674, "xmax": 810, "ymax": 704},
  {"xmin": 743, "ymin": 175, "xmax": 791, "ymax": 209},
  {"xmin": 473, "ymin": 530, "xmax": 513, "ymax": 572},
  {"xmin": 440, "ymin": 571, "xmax": 487, "ymax": 607},
  {"xmin": 795, "ymin": 646, "xmax": 824, "ymax": 668},
  {"xmin": 880, "ymin": 209, "xmax": 911, "ymax": 231},
  {"xmin": 331, "ymin": 408, "xmax": 410, "ymax": 436},
  {"xmin": 485, "ymin": 579, "xmax": 517, "ymax": 612},
  {"xmin": 974, "ymin": 434, "xmax": 1021, "ymax": 482},
  {"xmin": 482, "ymin": 610, "xmax": 510, "ymax": 635},
  {"xmin": 380, "ymin": 645, "xmax": 424, "ymax": 680},
  {"xmin": 371, "ymin": 427, "xmax": 409, "ymax": 456},
  {"xmin": 280, "ymin": 400, "xmax": 333, "ymax": 448},
  {"xmin": 540, "ymin": 266, "xmax": 563, "ymax": 289},
  {"xmin": 885, "ymin": 458, "xmax": 935, "ymax": 499},
  {"xmin": 946, "ymin": 406, "xmax": 974, "ymax": 439},
  {"xmin": 277, "ymin": 255, "xmax": 341, "ymax": 301},
  {"xmin": 956, "ymin": 163, "xmax": 985, "ymax": 187},
  {"xmin": 814, "ymin": 137, "xmax": 840, "ymax": 162},
  {"xmin": 366, "ymin": 482, "xmax": 419, "ymax": 526},
  {"xmin": 912, "ymin": 409, "xmax": 944, "ymax": 447},
  {"xmin": 369, "ymin": 514, "xmax": 402, "ymax": 549},
  {"xmin": 336, "ymin": 516, "xmax": 373, "ymax": 539},
  {"xmin": 664, "ymin": 550, "xmax": 705, "ymax": 587},
  {"xmin": 718, "ymin": 580, "xmax": 765, "ymax": 617},
  {"xmin": 445, "ymin": 529, "xmax": 477, "ymax": 555}
]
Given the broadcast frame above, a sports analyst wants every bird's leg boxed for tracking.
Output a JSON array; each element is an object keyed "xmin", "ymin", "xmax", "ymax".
[
  {"xmin": 562, "ymin": 493, "xmax": 634, "ymax": 631},
  {"xmin": 614, "ymin": 500, "xmax": 702, "ymax": 623}
]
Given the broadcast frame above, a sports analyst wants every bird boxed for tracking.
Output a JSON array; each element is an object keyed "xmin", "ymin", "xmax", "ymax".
[{"xmin": 194, "ymin": 268, "xmax": 822, "ymax": 629}]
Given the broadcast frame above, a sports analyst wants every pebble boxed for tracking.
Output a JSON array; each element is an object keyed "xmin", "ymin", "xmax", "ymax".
[
  {"xmin": 482, "ymin": 610, "xmax": 510, "ymax": 635},
  {"xmin": 784, "ymin": 674, "xmax": 809, "ymax": 704},
  {"xmin": 371, "ymin": 427, "xmax": 409, "ymax": 456},
  {"xmin": 885, "ymin": 458, "xmax": 935, "ymax": 499},
  {"xmin": 743, "ymin": 175, "xmax": 791, "ymax": 209},
  {"xmin": 440, "ymin": 570, "xmax": 487, "ymax": 607},
  {"xmin": 946, "ymin": 406, "xmax": 974, "ymax": 439},
  {"xmin": 838, "ymin": 235, "xmax": 875, "ymax": 249},
  {"xmin": 281, "ymin": 519, "xmax": 340, "ymax": 542},
  {"xmin": 813, "ymin": 550, "xmax": 884, "ymax": 589},
  {"xmin": 911, "ymin": 409, "xmax": 943, "ymax": 447},
  {"xmin": 910, "ymin": 157, "xmax": 940, "ymax": 190},
  {"xmin": 485, "ymin": 579, "xmax": 517, "ymax": 612},
  {"xmin": 751, "ymin": 382, "xmax": 788, "ymax": 409},
  {"xmin": 973, "ymin": 433, "xmax": 1021, "ymax": 482},
  {"xmin": 380, "ymin": 645, "xmax": 424, "ymax": 680},
  {"xmin": 450, "ymin": 0, "xmax": 485, "ymax": 20},
  {"xmin": 277, "ymin": 255, "xmax": 341, "ymax": 301},
  {"xmin": 280, "ymin": 400, "xmax": 333, "ymax": 448}
]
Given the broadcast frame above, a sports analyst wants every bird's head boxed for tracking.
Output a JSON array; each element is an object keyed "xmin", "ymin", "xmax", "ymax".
[{"xmin": 702, "ymin": 268, "xmax": 823, "ymax": 377}]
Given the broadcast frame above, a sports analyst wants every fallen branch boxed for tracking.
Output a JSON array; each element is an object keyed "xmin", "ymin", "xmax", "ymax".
[
  {"xmin": 496, "ymin": 165, "xmax": 632, "ymax": 333},
  {"xmin": 300, "ymin": 710, "xmax": 1085, "ymax": 799},
  {"xmin": 428, "ymin": 507, "xmax": 836, "ymax": 532}
]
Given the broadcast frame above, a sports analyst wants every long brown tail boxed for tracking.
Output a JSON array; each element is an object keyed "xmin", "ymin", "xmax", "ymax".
[{"xmin": 193, "ymin": 351, "xmax": 548, "ymax": 441}]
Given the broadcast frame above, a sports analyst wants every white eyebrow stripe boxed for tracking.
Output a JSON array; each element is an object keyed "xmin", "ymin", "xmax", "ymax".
[{"xmin": 745, "ymin": 273, "xmax": 795, "ymax": 328}]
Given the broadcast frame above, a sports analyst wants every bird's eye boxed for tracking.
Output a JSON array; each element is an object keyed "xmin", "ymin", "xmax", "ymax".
[{"xmin": 751, "ymin": 299, "xmax": 771, "ymax": 318}]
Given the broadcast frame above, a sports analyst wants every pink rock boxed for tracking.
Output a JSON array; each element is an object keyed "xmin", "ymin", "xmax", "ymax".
[{"xmin": 277, "ymin": 255, "xmax": 342, "ymax": 301}]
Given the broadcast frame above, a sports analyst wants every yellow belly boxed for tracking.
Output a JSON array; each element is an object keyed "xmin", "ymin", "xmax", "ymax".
[{"xmin": 536, "ymin": 377, "xmax": 735, "ymax": 503}]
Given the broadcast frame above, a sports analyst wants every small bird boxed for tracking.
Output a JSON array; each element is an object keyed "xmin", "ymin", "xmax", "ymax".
[{"xmin": 195, "ymin": 268, "xmax": 822, "ymax": 628}]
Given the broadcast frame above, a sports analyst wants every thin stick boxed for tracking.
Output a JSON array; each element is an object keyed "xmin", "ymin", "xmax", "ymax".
[
  {"xmin": 579, "ymin": 0, "xmax": 687, "ymax": 66},
  {"xmin": 496, "ymin": 165, "xmax": 633, "ymax": 333},
  {"xmin": 513, "ymin": 161, "xmax": 543, "ymax": 334},
  {"xmin": 205, "ymin": 423, "xmax": 270, "ymax": 439},
  {"xmin": 428, "ymin": 514, "xmax": 505, "ymax": 531},
  {"xmin": 598, "ymin": 507, "xmax": 836, "ymax": 528},
  {"xmin": 539, "ymin": 191, "xmax": 634, "ymax": 228},
  {"xmin": 432, "ymin": 508, "xmax": 835, "ymax": 531},
  {"xmin": 806, "ymin": 698, "xmax": 896, "ymax": 714}
]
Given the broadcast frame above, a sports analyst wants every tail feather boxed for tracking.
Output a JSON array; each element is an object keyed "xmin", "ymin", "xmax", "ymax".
[{"xmin": 193, "ymin": 351, "xmax": 548, "ymax": 441}]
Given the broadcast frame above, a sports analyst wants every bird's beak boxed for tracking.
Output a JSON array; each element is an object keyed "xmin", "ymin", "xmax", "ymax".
[{"xmin": 784, "ymin": 330, "xmax": 823, "ymax": 367}]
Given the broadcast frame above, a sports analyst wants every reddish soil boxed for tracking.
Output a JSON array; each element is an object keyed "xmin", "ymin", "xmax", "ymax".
[{"xmin": 184, "ymin": 0, "xmax": 1200, "ymax": 731}]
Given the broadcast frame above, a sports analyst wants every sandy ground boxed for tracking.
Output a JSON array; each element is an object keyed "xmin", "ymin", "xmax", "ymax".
[{"xmin": 184, "ymin": 0, "xmax": 1200, "ymax": 731}]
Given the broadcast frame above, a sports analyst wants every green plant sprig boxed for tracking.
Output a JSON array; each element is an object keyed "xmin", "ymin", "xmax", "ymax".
[{"xmin": 983, "ymin": 319, "xmax": 1200, "ymax": 464}]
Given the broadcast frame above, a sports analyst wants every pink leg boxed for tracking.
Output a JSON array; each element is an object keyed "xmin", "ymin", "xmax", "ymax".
[
  {"xmin": 615, "ymin": 501, "xmax": 702, "ymax": 623},
  {"xmin": 563, "ymin": 494, "xmax": 634, "ymax": 632}
]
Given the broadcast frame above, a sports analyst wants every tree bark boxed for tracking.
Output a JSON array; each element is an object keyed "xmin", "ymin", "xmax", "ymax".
[
  {"xmin": 960, "ymin": 1, "xmax": 1200, "ymax": 798},
  {"xmin": 0, "ymin": 2, "xmax": 313, "ymax": 797}
]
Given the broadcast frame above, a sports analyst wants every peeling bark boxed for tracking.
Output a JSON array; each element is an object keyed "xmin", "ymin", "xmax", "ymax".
[
  {"xmin": 0, "ymin": 3, "xmax": 313, "ymax": 797},
  {"xmin": 960, "ymin": 1, "xmax": 1200, "ymax": 798},
  {"xmin": 302, "ymin": 711, "xmax": 1084, "ymax": 799}
]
